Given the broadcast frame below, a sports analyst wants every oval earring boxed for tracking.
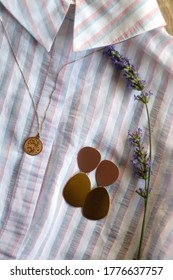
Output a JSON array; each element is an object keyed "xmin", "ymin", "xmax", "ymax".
[
  {"xmin": 82, "ymin": 160, "xmax": 119, "ymax": 220},
  {"xmin": 63, "ymin": 172, "xmax": 91, "ymax": 207},
  {"xmin": 96, "ymin": 160, "xmax": 119, "ymax": 186},
  {"xmin": 82, "ymin": 187, "xmax": 110, "ymax": 220},
  {"xmin": 77, "ymin": 146, "xmax": 101, "ymax": 173},
  {"xmin": 63, "ymin": 146, "xmax": 101, "ymax": 207}
]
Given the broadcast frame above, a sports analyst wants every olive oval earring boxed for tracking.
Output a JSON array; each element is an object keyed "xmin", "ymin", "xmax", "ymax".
[
  {"xmin": 63, "ymin": 172, "xmax": 91, "ymax": 207},
  {"xmin": 63, "ymin": 147, "xmax": 101, "ymax": 207},
  {"xmin": 82, "ymin": 160, "xmax": 119, "ymax": 220}
]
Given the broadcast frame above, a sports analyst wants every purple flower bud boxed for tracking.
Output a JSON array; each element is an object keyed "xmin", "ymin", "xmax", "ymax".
[
  {"xmin": 103, "ymin": 46, "xmax": 145, "ymax": 91},
  {"xmin": 128, "ymin": 129, "xmax": 151, "ymax": 180},
  {"xmin": 134, "ymin": 91, "xmax": 153, "ymax": 104}
]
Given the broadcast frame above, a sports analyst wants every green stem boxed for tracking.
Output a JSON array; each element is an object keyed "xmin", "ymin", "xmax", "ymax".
[
  {"xmin": 137, "ymin": 180, "xmax": 149, "ymax": 259},
  {"xmin": 146, "ymin": 103, "xmax": 152, "ymax": 160},
  {"xmin": 136, "ymin": 103, "xmax": 152, "ymax": 260}
]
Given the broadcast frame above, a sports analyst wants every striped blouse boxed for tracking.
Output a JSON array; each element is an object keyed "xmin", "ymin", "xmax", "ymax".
[{"xmin": 0, "ymin": 0, "xmax": 173, "ymax": 260}]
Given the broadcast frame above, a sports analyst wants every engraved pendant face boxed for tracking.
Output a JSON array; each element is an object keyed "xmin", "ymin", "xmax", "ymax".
[{"xmin": 23, "ymin": 134, "xmax": 43, "ymax": 156}]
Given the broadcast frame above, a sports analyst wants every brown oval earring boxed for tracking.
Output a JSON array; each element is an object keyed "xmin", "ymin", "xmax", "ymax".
[
  {"xmin": 82, "ymin": 160, "xmax": 119, "ymax": 220},
  {"xmin": 77, "ymin": 146, "xmax": 101, "ymax": 173},
  {"xmin": 82, "ymin": 187, "xmax": 110, "ymax": 220},
  {"xmin": 96, "ymin": 160, "xmax": 119, "ymax": 186},
  {"xmin": 63, "ymin": 146, "xmax": 101, "ymax": 208}
]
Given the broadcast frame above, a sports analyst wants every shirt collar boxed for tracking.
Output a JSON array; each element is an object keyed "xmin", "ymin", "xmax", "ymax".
[{"xmin": 0, "ymin": 0, "xmax": 166, "ymax": 52}]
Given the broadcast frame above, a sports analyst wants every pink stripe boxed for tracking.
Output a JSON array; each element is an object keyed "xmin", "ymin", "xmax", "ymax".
[
  {"xmin": 60, "ymin": 0, "xmax": 69, "ymax": 14},
  {"xmin": 40, "ymin": 1, "xmax": 59, "ymax": 34},
  {"xmin": 74, "ymin": 0, "xmax": 113, "ymax": 32},
  {"xmin": 19, "ymin": 2, "xmax": 45, "ymax": 45},
  {"xmin": 159, "ymin": 222, "xmax": 173, "ymax": 259}
]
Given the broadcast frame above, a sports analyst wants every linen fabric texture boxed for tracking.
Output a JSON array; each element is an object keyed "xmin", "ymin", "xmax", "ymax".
[{"xmin": 0, "ymin": 0, "xmax": 172, "ymax": 259}]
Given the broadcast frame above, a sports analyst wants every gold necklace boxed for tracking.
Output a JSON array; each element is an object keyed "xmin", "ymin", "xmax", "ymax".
[{"xmin": 0, "ymin": 18, "xmax": 103, "ymax": 156}]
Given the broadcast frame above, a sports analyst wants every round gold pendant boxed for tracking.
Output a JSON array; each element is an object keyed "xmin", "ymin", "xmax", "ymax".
[{"xmin": 23, "ymin": 134, "xmax": 43, "ymax": 156}]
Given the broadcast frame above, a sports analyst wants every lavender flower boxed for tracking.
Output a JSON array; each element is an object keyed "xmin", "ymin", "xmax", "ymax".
[
  {"xmin": 134, "ymin": 90, "xmax": 153, "ymax": 104},
  {"xmin": 104, "ymin": 46, "xmax": 153, "ymax": 259},
  {"xmin": 128, "ymin": 128, "xmax": 143, "ymax": 146},
  {"xmin": 103, "ymin": 46, "xmax": 145, "ymax": 91},
  {"xmin": 136, "ymin": 187, "xmax": 152, "ymax": 199},
  {"xmin": 128, "ymin": 129, "xmax": 151, "ymax": 180}
]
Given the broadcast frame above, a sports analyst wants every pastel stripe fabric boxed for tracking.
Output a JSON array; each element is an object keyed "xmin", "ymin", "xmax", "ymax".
[
  {"xmin": 0, "ymin": 0, "xmax": 165, "ymax": 51},
  {"xmin": 0, "ymin": 0, "xmax": 173, "ymax": 260},
  {"xmin": 73, "ymin": 0, "xmax": 166, "ymax": 50}
]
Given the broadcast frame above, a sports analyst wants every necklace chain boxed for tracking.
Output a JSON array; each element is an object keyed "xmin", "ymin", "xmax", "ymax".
[{"xmin": 0, "ymin": 17, "xmax": 103, "ymax": 154}]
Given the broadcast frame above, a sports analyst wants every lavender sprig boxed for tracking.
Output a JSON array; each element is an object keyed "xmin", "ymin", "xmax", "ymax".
[
  {"xmin": 103, "ymin": 46, "xmax": 145, "ymax": 91},
  {"xmin": 104, "ymin": 46, "xmax": 152, "ymax": 260},
  {"xmin": 128, "ymin": 129, "xmax": 151, "ymax": 180},
  {"xmin": 134, "ymin": 90, "xmax": 153, "ymax": 104}
]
